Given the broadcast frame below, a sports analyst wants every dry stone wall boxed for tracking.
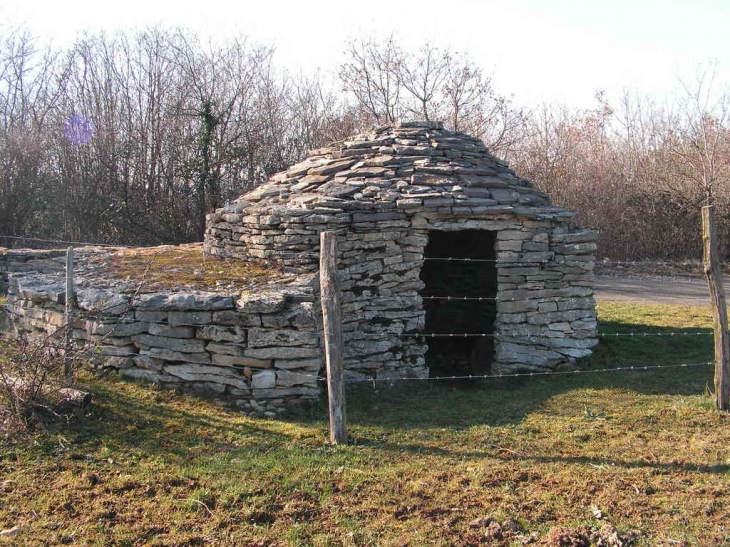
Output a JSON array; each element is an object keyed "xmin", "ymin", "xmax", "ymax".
[{"xmin": 0, "ymin": 248, "xmax": 322, "ymax": 416}]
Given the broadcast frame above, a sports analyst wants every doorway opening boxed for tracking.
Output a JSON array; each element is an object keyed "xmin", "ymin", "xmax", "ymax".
[{"xmin": 419, "ymin": 230, "xmax": 498, "ymax": 377}]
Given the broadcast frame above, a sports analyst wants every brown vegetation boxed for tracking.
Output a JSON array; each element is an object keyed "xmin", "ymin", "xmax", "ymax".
[
  {"xmin": 106, "ymin": 244, "xmax": 282, "ymax": 292},
  {"xmin": 1, "ymin": 29, "xmax": 728, "ymax": 260}
]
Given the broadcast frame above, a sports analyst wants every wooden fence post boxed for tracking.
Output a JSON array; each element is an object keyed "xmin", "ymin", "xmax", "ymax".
[
  {"xmin": 702, "ymin": 205, "xmax": 730, "ymax": 410},
  {"xmin": 64, "ymin": 246, "xmax": 76, "ymax": 384},
  {"xmin": 319, "ymin": 231, "xmax": 347, "ymax": 444}
]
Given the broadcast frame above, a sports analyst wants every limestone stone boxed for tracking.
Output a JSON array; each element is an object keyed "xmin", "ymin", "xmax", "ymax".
[
  {"xmin": 276, "ymin": 370, "xmax": 317, "ymax": 387},
  {"xmin": 136, "ymin": 292, "xmax": 234, "ymax": 311},
  {"xmin": 76, "ymin": 289, "xmax": 129, "ymax": 314},
  {"xmin": 196, "ymin": 325, "xmax": 247, "ymax": 343},
  {"xmin": 274, "ymin": 358, "xmax": 322, "ymax": 371},
  {"xmin": 134, "ymin": 311, "xmax": 168, "ymax": 323},
  {"xmin": 133, "ymin": 354, "xmax": 165, "ymax": 371},
  {"xmin": 237, "ymin": 292, "xmax": 287, "ymax": 314},
  {"xmin": 164, "ymin": 363, "xmax": 250, "ymax": 390},
  {"xmin": 251, "ymin": 369, "xmax": 276, "ymax": 389},
  {"xmin": 90, "ymin": 321, "xmax": 149, "ymax": 337},
  {"xmin": 211, "ymin": 354, "xmax": 273, "ymax": 369},
  {"xmin": 168, "ymin": 311, "xmax": 212, "ymax": 326},
  {"xmin": 247, "ymin": 328, "xmax": 318, "ymax": 348},
  {"xmin": 245, "ymin": 347, "xmax": 320, "ymax": 360},
  {"xmin": 212, "ymin": 310, "xmax": 262, "ymax": 327},
  {"xmin": 96, "ymin": 345, "xmax": 136, "ymax": 357},
  {"xmin": 149, "ymin": 323, "xmax": 196, "ymax": 338},
  {"xmin": 206, "ymin": 342, "xmax": 246, "ymax": 356},
  {"xmin": 261, "ymin": 305, "xmax": 314, "ymax": 329},
  {"xmin": 132, "ymin": 334, "xmax": 207, "ymax": 353},
  {"xmin": 140, "ymin": 347, "xmax": 211, "ymax": 364}
]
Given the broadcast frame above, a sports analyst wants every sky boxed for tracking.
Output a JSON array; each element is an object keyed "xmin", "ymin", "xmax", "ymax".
[{"xmin": 2, "ymin": 0, "xmax": 729, "ymax": 110}]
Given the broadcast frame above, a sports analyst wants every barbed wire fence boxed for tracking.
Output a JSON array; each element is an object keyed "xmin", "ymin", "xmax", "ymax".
[
  {"xmin": 0, "ymin": 229, "xmax": 722, "ymax": 438},
  {"xmin": 1, "ymin": 232, "xmax": 719, "ymax": 375}
]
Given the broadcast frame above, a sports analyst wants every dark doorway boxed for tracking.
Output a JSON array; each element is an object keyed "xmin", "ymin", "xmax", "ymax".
[{"xmin": 419, "ymin": 230, "xmax": 498, "ymax": 376}]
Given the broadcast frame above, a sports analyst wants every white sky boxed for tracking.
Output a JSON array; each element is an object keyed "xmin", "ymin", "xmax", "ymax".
[{"xmin": 2, "ymin": 0, "xmax": 729, "ymax": 110}]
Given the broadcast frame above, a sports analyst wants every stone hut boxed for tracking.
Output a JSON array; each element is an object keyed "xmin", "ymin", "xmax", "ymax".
[{"xmin": 205, "ymin": 121, "xmax": 599, "ymax": 381}]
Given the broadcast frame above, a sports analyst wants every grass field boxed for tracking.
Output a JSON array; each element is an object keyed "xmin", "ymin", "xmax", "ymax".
[{"xmin": 1, "ymin": 303, "xmax": 729, "ymax": 546}]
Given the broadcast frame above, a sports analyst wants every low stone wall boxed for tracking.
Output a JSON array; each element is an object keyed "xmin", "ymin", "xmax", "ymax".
[
  {"xmin": 208, "ymin": 211, "xmax": 598, "ymax": 375},
  {"xmin": 0, "ymin": 248, "xmax": 322, "ymax": 416}
]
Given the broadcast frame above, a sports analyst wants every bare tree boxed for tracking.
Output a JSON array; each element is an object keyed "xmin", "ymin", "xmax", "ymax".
[
  {"xmin": 339, "ymin": 36, "xmax": 402, "ymax": 125},
  {"xmin": 0, "ymin": 29, "xmax": 66, "ymax": 247},
  {"xmin": 662, "ymin": 65, "xmax": 730, "ymax": 206},
  {"xmin": 397, "ymin": 43, "xmax": 448, "ymax": 121}
]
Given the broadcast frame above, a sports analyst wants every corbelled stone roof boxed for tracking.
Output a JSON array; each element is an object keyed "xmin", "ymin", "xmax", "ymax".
[{"xmin": 212, "ymin": 121, "xmax": 573, "ymax": 221}]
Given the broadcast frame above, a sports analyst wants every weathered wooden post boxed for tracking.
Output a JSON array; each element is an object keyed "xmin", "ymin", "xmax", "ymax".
[
  {"xmin": 64, "ymin": 246, "xmax": 76, "ymax": 384},
  {"xmin": 319, "ymin": 231, "xmax": 347, "ymax": 444},
  {"xmin": 702, "ymin": 205, "xmax": 730, "ymax": 410}
]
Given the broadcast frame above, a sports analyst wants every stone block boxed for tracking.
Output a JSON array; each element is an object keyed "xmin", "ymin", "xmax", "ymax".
[
  {"xmin": 196, "ymin": 325, "xmax": 247, "ymax": 343},
  {"xmin": 90, "ymin": 321, "xmax": 150, "ymax": 337},
  {"xmin": 206, "ymin": 342, "xmax": 246, "ymax": 356},
  {"xmin": 274, "ymin": 358, "xmax": 322, "ymax": 371},
  {"xmin": 132, "ymin": 334, "xmax": 207, "ymax": 353},
  {"xmin": 237, "ymin": 292, "xmax": 287, "ymax": 314},
  {"xmin": 527, "ymin": 309, "xmax": 594, "ymax": 326},
  {"xmin": 496, "ymin": 240, "xmax": 523, "ymax": 252},
  {"xmin": 134, "ymin": 311, "xmax": 168, "ymax": 323},
  {"xmin": 538, "ymin": 302, "xmax": 558, "ymax": 313},
  {"xmin": 260, "ymin": 303, "xmax": 314, "ymax": 328},
  {"xmin": 140, "ymin": 347, "xmax": 211, "ymax": 364},
  {"xmin": 149, "ymin": 323, "xmax": 196, "ymax": 338},
  {"xmin": 276, "ymin": 370, "xmax": 318, "ymax": 387},
  {"xmin": 133, "ymin": 354, "xmax": 165, "ymax": 371},
  {"xmin": 136, "ymin": 292, "xmax": 234, "ymax": 311},
  {"xmin": 251, "ymin": 369, "xmax": 276, "ymax": 389},
  {"xmin": 497, "ymin": 300, "xmax": 539, "ymax": 314},
  {"xmin": 75, "ymin": 289, "xmax": 129, "ymax": 314},
  {"xmin": 212, "ymin": 310, "xmax": 262, "ymax": 327},
  {"xmin": 248, "ymin": 328, "xmax": 318, "ymax": 348},
  {"xmin": 548, "ymin": 338, "xmax": 598, "ymax": 350},
  {"xmin": 164, "ymin": 363, "xmax": 250, "ymax": 390},
  {"xmin": 168, "ymin": 311, "xmax": 212, "ymax": 326},
  {"xmin": 211, "ymin": 354, "xmax": 273, "ymax": 369},
  {"xmin": 496, "ymin": 343, "xmax": 563, "ymax": 366},
  {"xmin": 95, "ymin": 345, "xmax": 136, "ymax": 357},
  {"xmin": 245, "ymin": 347, "xmax": 320, "ymax": 360}
]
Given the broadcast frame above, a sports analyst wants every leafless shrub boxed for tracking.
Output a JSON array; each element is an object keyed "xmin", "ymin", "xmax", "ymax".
[{"xmin": 0, "ymin": 331, "xmax": 90, "ymax": 432}]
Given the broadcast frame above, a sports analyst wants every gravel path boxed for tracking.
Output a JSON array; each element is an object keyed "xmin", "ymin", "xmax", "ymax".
[{"xmin": 594, "ymin": 274, "xmax": 730, "ymax": 306}]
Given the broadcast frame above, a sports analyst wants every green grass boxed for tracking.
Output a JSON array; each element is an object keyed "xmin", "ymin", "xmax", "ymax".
[{"xmin": 0, "ymin": 303, "xmax": 728, "ymax": 546}]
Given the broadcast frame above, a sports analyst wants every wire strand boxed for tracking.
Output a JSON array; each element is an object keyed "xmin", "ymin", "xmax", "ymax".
[
  {"xmin": 397, "ymin": 331, "xmax": 713, "ymax": 338},
  {"xmin": 345, "ymin": 361, "xmax": 713, "ymax": 384},
  {"xmin": 0, "ymin": 234, "xmax": 129, "ymax": 248}
]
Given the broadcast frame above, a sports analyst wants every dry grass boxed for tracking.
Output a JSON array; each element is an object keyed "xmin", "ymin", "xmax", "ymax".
[
  {"xmin": 106, "ymin": 245, "xmax": 282, "ymax": 292},
  {"xmin": 0, "ymin": 303, "xmax": 727, "ymax": 546}
]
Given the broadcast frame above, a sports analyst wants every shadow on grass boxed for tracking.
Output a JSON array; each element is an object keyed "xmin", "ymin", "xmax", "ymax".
[
  {"xmin": 339, "ymin": 366, "xmax": 713, "ymax": 431},
  {"xmin": 328, "ymin": 320, "xmax": 715, "ymax": 431},
  {"xmin": 16, "ymin": 319, "xmax": 713, "ymax": 465},
  {"xmin": 343, "ymin": 433, "xmax": 730, "ymax": 475},
  {"xmin": 57, "ymin": 379, "xmax": 296, "ymax": 464}
]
